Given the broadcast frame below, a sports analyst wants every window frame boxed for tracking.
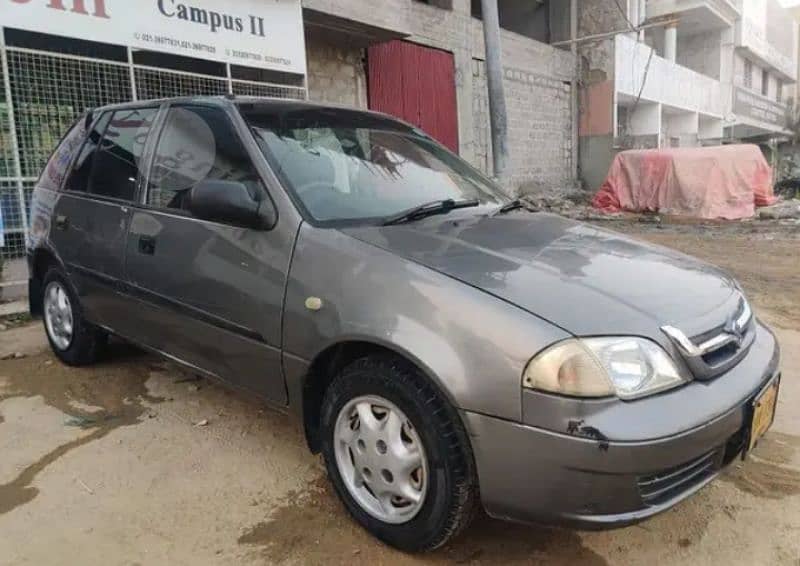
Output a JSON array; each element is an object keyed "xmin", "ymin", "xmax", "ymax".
[
  {"xmin": 84, "ymin": 106, "xmax": 161, "ymax": 204},
  {"xmin": 139, "ymin": 101, "xmax": 274, "ymax": 228},
  {"xmin": 61, "ymin": 106, "xmax": 161, "ymax": 206},
  {"xmin": 37, "ymin": 113, "xmax": 90, "ymax": 193},
  {"xmin": 62, "ymin": 110, "xmax": 111, "ymax": 196},
  {"xmin": 238, "ymin": 104, "xmax": 508, "ymax": 229},
  {"xmin": 743, "ymin": 59, "xmax": 753, "ymax": 89}
]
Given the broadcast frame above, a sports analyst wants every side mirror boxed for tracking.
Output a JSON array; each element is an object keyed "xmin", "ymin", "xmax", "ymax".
[{"xmin": 189, "ymin": 180, "xmax": 276, "ymax": 230}]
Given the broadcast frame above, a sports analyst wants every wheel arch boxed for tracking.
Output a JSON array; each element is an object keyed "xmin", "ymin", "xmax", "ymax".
[
  {"xmin": 28, "ymin": 247, "xmax": 64, "ymax": 317},
  {"xmin": 300, "ymin": 337, "xmax": 462, "ymax": 454}
]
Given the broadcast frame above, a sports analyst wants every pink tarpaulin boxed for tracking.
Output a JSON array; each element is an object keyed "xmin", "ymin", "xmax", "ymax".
[{"xmin": 592, "ymin": 145, "xmax": 777, "ymax": 220}]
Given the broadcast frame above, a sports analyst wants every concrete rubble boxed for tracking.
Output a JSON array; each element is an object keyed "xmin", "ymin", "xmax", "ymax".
[
  {"xmin": 758, "ymin": 199, "xmax": 800, "ymax": 220},
  {"xmin": 519, "ymin": 190, "xmax": 800, "ymax": 224}
]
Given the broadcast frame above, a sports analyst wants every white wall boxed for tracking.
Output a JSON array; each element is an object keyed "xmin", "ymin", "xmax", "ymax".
[
  {"xmin": 677, "ymin": 31, "xmax": 722, "ymax": 80},
  {"xmin": 738, "ymin": 0, "xmax": 797, "ymax": 80},
  {"xmin": 615, "ymin": 34, "xmax": 724, "ymax": 117},
  {"xmin": 629, "ymin": 102, "xmax": 661, "ymax": 135},
  {"xmin": 733, "ymin": 51, "xmax": 786, "ymax": 101}
]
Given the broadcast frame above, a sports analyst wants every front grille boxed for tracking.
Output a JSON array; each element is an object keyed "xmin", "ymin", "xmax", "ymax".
[
  {"xmin": 662, "ymin": 296, "xmax": 755, "ymax": 380},
  {"xmin": 637, "ymin": 449, "xmax": 721, "ymax": 506},
  {"xmin": 700, "ymin": 341, "xmax": 739, "ymax": 367}
]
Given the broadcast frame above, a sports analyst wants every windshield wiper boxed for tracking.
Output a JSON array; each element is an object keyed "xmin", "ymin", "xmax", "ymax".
[
  {"xmin": 489, "ymin": 198, "xmax": 524, "ymax": 217},
  {"xmin": 382, "ymin": 198, "xmax": 480, "ymax": 226}
]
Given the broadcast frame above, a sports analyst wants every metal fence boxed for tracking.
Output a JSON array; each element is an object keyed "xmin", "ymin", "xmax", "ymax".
[{"xmin": 0, "ymin": 29, "xmax": 306, "ymax": 268}]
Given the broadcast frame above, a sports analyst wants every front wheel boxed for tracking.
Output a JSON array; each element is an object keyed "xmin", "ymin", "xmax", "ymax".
[{"xmin": 320, "ymin": 355, "xmax": 477, "ymax": 552}]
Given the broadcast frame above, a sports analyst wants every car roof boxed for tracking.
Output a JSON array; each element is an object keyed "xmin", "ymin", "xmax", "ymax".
[{"xmin": 88, "ymin": 95, "xmax": 407, "ymax": 126}]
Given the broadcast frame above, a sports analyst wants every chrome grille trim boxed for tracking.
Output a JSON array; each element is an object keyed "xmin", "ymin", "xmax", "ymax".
[
  {"xmin": 662, "ymin": 325, "xmax": 739, "ymax": 357},
  {"xmin": 661, "ymin": 296, "xmax": 754, "ymax": 380},
  {"xmin": 735, "ymin": 299, "xmax": 752, "ymax": 331}
]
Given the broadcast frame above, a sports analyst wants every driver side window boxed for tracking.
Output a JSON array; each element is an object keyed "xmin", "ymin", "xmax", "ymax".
[{"xmin": 147, "ymin": 105, "xmax": 263, "ymax": 214}]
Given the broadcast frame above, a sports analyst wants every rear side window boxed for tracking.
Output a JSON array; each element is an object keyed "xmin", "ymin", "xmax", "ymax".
[
  {"xmin": 64, "ymin": 112, "xmax": 111, "ymax": 193},
  {"xmin": 88, "ymin": 107, "xmax": 158, "ymax": 201},
  {"xmin": 147, "ymin": 105, "xmax": 263, "ymax": 213},
  {"xmin": 39, "ymin": 115, "xmax": 90, "ymax": 191}
]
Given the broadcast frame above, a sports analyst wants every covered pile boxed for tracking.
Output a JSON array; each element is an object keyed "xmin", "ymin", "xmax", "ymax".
[{"xmin": 592, "ymin": 145, "xmax": 776, "ymax": 220}]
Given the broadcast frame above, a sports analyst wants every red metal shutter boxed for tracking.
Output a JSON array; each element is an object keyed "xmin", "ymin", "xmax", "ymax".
[{"xmin": 368, "ymin": 40, "xmax": 459, "ymax": 153}]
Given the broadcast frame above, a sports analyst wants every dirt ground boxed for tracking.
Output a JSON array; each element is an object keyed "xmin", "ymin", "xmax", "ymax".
[{"xmin": 1, "ymin": 221, "xmax": 799, "ymax": 566}]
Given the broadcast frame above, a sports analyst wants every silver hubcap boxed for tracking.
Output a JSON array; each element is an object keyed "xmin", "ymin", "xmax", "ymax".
[
  {"xmin": 333, "ymin": 395, "xmax": 428, "ymax": 524},
  {"xmin": 44, "ymin": 281, "xmax": 74, "ymax": 351}
]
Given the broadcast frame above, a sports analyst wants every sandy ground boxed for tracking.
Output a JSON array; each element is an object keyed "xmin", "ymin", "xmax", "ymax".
[{"xmin": 0, "ymin": 222, "xmax": 799, "ymax": 566}]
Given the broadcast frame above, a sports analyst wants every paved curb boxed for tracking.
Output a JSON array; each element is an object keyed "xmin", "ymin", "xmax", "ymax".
[{"xmin": 0, "ymin": 299, "xmax": 29, "ymax": 318}]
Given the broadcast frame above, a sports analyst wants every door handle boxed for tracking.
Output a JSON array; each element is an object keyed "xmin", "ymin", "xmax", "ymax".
[
  {"xmin": 54, "ymin": 215, "xmax": 69, "ymax": 231},
  {"xmin": 138, "ymin": 235, "xmax": 156, "ymax": 255}
]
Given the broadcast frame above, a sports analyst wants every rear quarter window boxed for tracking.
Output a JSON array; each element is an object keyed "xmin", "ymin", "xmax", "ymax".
[
  {"xmin": 64, "ymin": 112, "xmax": 112, "ymax": 193},
  {"xmin": 38, "ymin": 115, "xmax": 91, "ymax": 191}
]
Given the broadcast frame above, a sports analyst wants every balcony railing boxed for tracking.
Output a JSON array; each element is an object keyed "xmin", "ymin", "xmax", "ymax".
[{"xmin": 615, "ymin": 35, "xmax": 724, "ymax": 117}]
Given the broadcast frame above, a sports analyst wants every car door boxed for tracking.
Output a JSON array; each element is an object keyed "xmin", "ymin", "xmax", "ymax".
[
  {"xmin": 54, "ymin": 106, "xmax": 159, "ymax": 329},
  {"xmin": 123, "ymin": 103, "xmax": 289, "ymax": 404},
  {"xmin": 47, "ymin": 112, "xmax": 107, "ymax": 280}
]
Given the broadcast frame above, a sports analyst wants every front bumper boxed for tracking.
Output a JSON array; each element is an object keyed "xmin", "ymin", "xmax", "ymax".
[{"xmin": 464, "ymin": 321, "xmax": 780, "ymax": 528}]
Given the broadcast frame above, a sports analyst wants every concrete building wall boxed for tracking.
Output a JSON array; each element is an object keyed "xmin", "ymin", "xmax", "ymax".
[
  {"xmin": 577, "ymin": 37, "xmax": 616, "ymax": 192},
  {"xmin": 677, "ymin": 31, "xmax": 723, "ymax": 80},
  {"xmin": 305, "ymin": 31, "xmax": 367, "ymax": 109},
  {"xmin": 734, "ymin": 51, "xmax": 747, "ymax": 85},
  {"xmin": 740, "ymin": 0, "xmax": 797, "ymax": 78},
  {"xmin": 577, "ymin": 0, "xmax": 629, "ymax": 37},
  {"xmin": 491, "ymin": 0, "xmax": 549, "ymax": 43},
  {"xmin": 302, "ymin": 0, "xmax": 577, "ymax": 193},
  {"xmin": 734, "ymin": 51, "xmax": 778, "ymax": 97},
  {"xmin": 470, "ymin": 19, "xmax": 574, "ymax": 190},
  {"xmin": 575, "ymin": 2, "xmax": 627, "ymax": 191}
]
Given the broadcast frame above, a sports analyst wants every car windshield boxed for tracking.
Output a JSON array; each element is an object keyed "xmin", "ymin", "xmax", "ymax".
[{"xmin": 240, "ymin": 105, "xmax": 507, "ymax": 224}]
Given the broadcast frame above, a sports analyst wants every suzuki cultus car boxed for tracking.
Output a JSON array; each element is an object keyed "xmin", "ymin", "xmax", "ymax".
[{"xmin": 28, "ymin": 97, "xmax": 780, "ymax": 552}]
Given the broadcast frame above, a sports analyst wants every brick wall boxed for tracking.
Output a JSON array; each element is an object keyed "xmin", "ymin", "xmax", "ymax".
[
  {"xmin": 577, "ymin": 0, "xmax": 628, "ymax": 37},
  {"xmin": 305, "ymin": 31, "xmax": 367, "ymax": 109},
  {"xmin": 473, "ymin": 59, "xmax": 572, "ymax": 192},
  {"xmin": 302, "ymin": 0, "xmax": 577, "ymax": 193}
]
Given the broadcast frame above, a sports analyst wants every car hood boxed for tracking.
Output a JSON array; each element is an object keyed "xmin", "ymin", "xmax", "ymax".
[{"xmin": 340, "ymin": 212, "xmax": 739, "ymax": 341}]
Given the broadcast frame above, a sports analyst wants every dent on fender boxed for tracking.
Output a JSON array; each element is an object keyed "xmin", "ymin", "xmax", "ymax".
[{"xmin": 567, "ymin": 419, "xmax": 610, "ymax": 452}]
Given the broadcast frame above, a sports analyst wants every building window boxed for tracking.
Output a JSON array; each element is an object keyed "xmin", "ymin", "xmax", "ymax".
[
  {"xmin": 762, "ymin": 70, "xmax": 769, "ymax": 96},
  {"xmin": 414, "ymin": 0, "xmax": 453, "ymax": 8},
  {"xmin": 471, "ymin": 0, "xmax": 549, "ymax": 43},
  {"xmin": 776, "ymin": 80, "xmax": 783, "ymax": 103},
  {"xmin": 744, "ymin": 59, "xmax": 752, "ymax": 89}
]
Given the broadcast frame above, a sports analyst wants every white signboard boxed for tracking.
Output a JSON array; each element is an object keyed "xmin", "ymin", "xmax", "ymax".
[{"xmin": 2, "ymin": 0, "xmax": 306, "ymax": 75}]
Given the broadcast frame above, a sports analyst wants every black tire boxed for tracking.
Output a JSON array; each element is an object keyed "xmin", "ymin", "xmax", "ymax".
[
  {"xmin": 41, "ymin": 266, "xmax": 106, "ymax": 366},
  {"xmin": 320, "ymin": 354, "xmax": 477, "ymax": 552}
]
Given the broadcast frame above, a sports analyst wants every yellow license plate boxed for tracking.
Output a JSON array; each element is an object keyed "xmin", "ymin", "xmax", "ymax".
[{"xmin": 748, "ymin": 377, "xmax": 780, "ymax": 452}]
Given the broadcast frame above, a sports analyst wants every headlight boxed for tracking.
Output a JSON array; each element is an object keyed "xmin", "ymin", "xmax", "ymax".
[{"xmin": 523, "ymin": 337, "xmax": 688, "ymax": 400}]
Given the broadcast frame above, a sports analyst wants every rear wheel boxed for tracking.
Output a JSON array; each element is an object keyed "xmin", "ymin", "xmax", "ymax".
[
  {"xmin": 320, "ymin": 355, "xmax": 477, "ymax": 552},
  {"xmin": 42, "ymin": 267, "xmax": 106, "ymax": 366}
]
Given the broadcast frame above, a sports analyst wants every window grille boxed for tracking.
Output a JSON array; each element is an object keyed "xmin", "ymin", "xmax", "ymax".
[{"xmin": 743, "ymin": 59, "xmax": 753, "ymax": 89}]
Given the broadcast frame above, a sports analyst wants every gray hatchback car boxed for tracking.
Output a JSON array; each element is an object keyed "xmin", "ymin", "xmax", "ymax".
[{"xmin": 28, "ymin": 96, "xmax": 781, "ymax": 552}]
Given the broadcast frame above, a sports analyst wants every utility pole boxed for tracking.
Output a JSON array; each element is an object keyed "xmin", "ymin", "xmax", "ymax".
[
  {"xmin": 480, "ymin": 0, "xmax": 509, "ymax": 181},
  {"xmin": 570, "ymin": 0, "xmax": 578, "ymax": 181}
]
